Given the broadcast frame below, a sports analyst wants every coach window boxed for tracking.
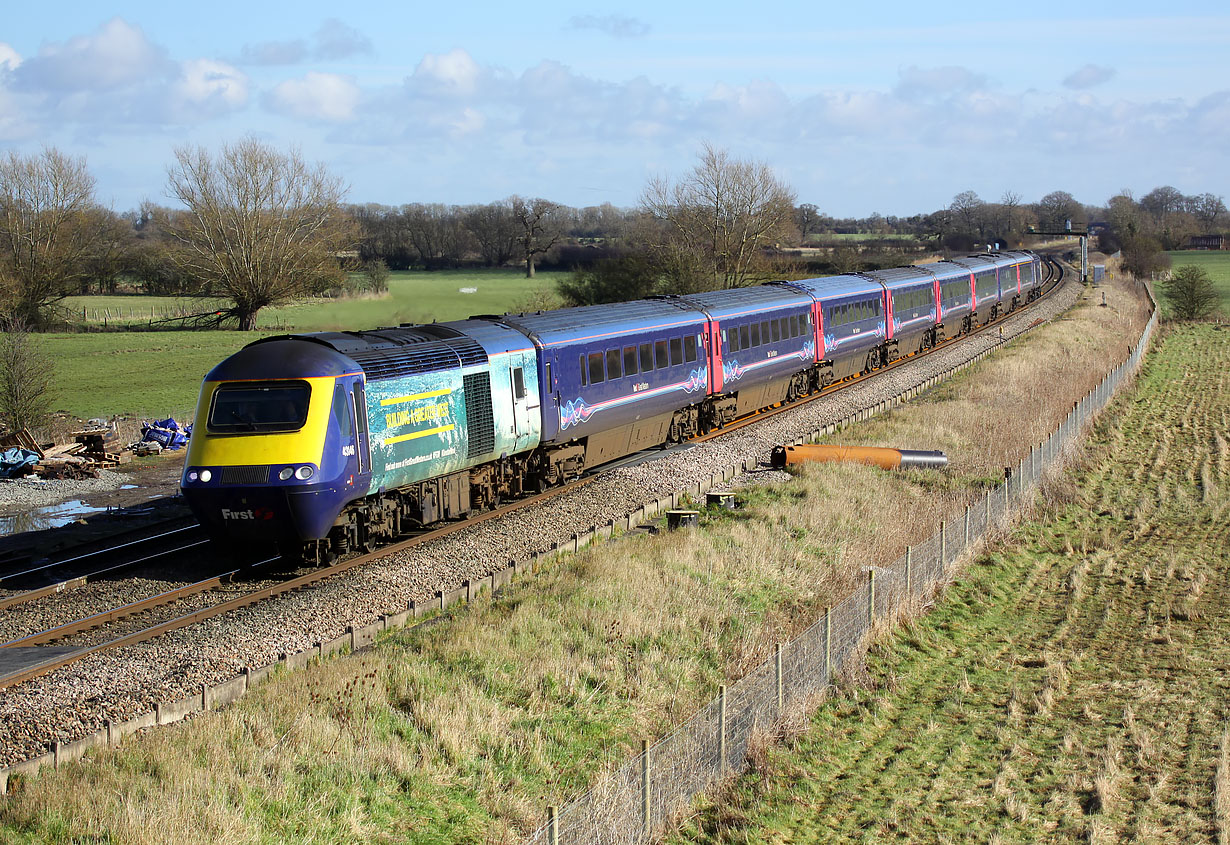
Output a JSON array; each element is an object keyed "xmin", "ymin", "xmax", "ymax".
[
  {"xmin": 579, "ymin": 354, "xmax": 587, "ymax": 386},
  {"xmin": 588, "ymin": 351, "xmax": 605, "ymax": 385},
  {"xmin": 750, "ymin": 322, "xmax": 760, "ymax": 347},
  {"xmin": 512, "ymin": 366, "xmax": 526, "ymax": 400},
  {"xmin": 669, "ymin": 337, "xmax": 683, "ymax": 366},
  {"xmin": 684, "ymin": 334, "xmax": 697, "ymax": 363},
  {"xmin": 789, "ymin": 315, "xmax": 798, "ymax": 338},
  {"xmin": 739, "ymin": 325, "xmax": 750, "ymax": 349},
  {"xmin": 623, "ymin": 346, "xmax": 637, "ymax": 377},
  {"xmin": 640, "ymin": 342, "xmax": 654, "ymax": 373},
  {"xmin": 760, "ymin": 321, "xmax": 770, "ymax": 343},
  {"xmin": 771, "ymin": 318, "xmax": 781, "ymax": 343},
  {"xmin": 606, "ymin": 349, "xmax": 622, "ymax": 381},
  {"xmin": 655, "ymin": 339, "xmax": 669, "ymax": 370},
  {"xmin": 728, "ymin": 328, "xmax": 740, "ymax": 353}
]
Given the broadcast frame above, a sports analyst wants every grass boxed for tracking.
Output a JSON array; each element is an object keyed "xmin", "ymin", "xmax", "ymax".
[
  {"xmin": 0, "ymin": 278, "xmax": 1150, "ymax": 843},
  {"xmin": 670, "ymin": 322, "xmax": 1230, "ymax": 843},
  {"xmin": 40, "ymin": 269, "xmax": 563, "ymax": 419},
  {"xmin": 62, "ymin": 269, "xmax": 564, "ymax": 332},
  {"xmin": 1164, "ymin": 251, "xmax": 1230, "ymax": 314}
]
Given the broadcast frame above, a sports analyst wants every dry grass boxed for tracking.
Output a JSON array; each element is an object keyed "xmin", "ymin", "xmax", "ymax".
[
  {"xmin": 672, "ymin": 322, "xmax": 1230, "ymax": 845},
  {"xmin": 0, "ymin": 277, "xmax": 1153, "ymax": 843}
]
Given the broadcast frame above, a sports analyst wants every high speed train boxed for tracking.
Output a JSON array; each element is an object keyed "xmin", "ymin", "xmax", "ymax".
[{"xmin": 181, "ymin": 251, "xmax": 1042, "ymax": 561}]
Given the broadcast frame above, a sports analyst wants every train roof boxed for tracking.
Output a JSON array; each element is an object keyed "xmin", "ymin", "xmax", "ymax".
[
  {"xmin": 675, "ymin": 286, "xmax": 813, "ymax": 320},
  {"xmin": 864, "ymin": 266, "xmax": 935, "ymax": 289},
  {"xmin": 242, "ymin": 325, "xmax": 489, "ymax": 382},
  {"xmin": 491, "ymin": 299, "xmax": 705, "ymax": 348},
  {"xmin": 207, "ymin": 337, "xmax": 360, "ymax": 381},
  {"xmin": 947, "ymin": 254, "xmax": 999, "ymax": 274},
  {"xmin": 780, "ymin": 274, "xmax": 884, "ymax": 300},
  {"xmin": 919, "ymin": 260, "xmax": 976, "ymax": 281}
]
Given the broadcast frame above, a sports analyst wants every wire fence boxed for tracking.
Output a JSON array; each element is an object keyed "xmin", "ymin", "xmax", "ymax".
[{"xmin": 526, "ymin": 304, "xmax": 1159, "ymax": 845}]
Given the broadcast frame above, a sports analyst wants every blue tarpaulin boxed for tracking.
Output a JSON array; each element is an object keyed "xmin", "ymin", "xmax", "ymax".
[
  {"xmin": 140, "ymin": 418, "xmax": 190, "ymax": 451},
  {"xmin": 0, "ymin": 448, "xmax": 39, "ymax": 479}
]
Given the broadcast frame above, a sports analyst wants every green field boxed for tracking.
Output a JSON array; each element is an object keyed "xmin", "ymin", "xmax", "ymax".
[
  {"xmin": 672, "ymin": 325, "xmax": 1230, "ymax": 843},
  {"xmin": 1165, "ymin": 251, "xmax": 1230, "ymax": 313},
  {"xmin": 43, "ymin": 269, "xmax": 562, "ymax": 419},
  {"xmin": 63, "ymin": 269, "xmax": 564, "ymax": 332}
]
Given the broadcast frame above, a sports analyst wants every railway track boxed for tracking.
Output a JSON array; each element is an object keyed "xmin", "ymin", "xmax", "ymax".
[{"xmin": 0, "ymin": 261, "xmax": 1071, "ymax": 692}]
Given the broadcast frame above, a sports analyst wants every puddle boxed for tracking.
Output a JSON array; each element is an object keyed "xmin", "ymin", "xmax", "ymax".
[{"xmin": 0, "ymin": 500, "xmax": 109, "ymax": 536}]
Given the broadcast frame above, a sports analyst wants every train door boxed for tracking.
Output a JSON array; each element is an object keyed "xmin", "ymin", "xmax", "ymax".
[
  {"xmin": 510, "ymin": 362, "xmax": 531, "ymax": 451},
  {"xmin": 707, "ymin": 320, "xmax": 723, "ymax": 393},
  {"xmin": 351, "ymin": 380, "xmax": 370, "ymax": 477},
  {"xmin": 332, "ymin": 381, "xmax": 360, "ymax": 490}
]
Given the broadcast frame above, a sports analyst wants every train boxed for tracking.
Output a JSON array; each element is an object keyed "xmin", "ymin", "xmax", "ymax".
[{"xmin": 181, "ymin": 250, "xmax": 1043, "ymax": 561}]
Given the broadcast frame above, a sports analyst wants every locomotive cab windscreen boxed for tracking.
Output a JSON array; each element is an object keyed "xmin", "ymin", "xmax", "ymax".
[{"xmin": 207, "ymin": 381, "xmax": 311, "ymax": 433}]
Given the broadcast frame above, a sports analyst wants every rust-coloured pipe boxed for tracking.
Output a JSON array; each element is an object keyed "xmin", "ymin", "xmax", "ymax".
[{"xmin": 770, "ymin": 444, "xmax": 948, "ymax": 471}]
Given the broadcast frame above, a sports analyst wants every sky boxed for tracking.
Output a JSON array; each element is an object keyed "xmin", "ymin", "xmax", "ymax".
[{"xmin": 1, "ymin": 1, "xmax": 1227, "ymax": 217}]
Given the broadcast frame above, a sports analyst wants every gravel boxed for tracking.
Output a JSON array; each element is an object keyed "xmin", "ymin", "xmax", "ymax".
[
  {"xmin": 0, "ymin": 471, "xmax": 131, "ymax": 514},
  {"xmin": 0, "ymin": 280, "xmax": 1086, "ymax": 768}
]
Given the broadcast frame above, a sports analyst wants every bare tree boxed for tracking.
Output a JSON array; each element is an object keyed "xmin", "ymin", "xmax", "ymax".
[
  {"xmin": 794, "ymin": 203, "xmax": 822, "ymax": 244},
  {"xmin": 401, "ymin": 203, "xmax": 472, "ymax": 269},
  {"xmin": 641, "ymin": 143, "xmax": 797, "ymax": 291},
  {"xmin": 1161, "ymin": 265, "xmax": 1219, "ymax": 320},
  {"xmin": 165, "ymin": 138, "xmax": 355, "ymax": 330},
  {"xmin": 949, "ymin": 190, "xmax": 985, "ymax": 239},
  {"xmin": 510, "ymin": 196, "xmax": 564, "ymax": 278},
  {"xmin": 0, "ymin": 147, "xmax": 100, "ymax": 326},
  {"xmin": 1000, "ymin": 190, "xmax": 1022, "ymax": 236},
  {"xmin": 463, "ymin": 201, "xmax": 522, "ymax": 267},
  {"xmin": 1036, "ymin": 190, "xmax": 1082, "ymax": 231},
  {"xmin": 1192, "ymin": 193, "xmax": 1227, "ymax": 231},
  {"xmin": 0, "ymin": 317, "xmax": 54, "ymax": 434},
  {"xmin": 1140, "ymin": 185, "xmax": 1185, "ymax": 220}
]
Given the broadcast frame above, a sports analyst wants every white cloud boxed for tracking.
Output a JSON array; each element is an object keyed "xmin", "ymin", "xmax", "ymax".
[
  {"xmin": 267, "ymin": 72, "xmax": 359, "ymax": 122},
  {"xmin": 0, "ymin": 43, "xmax": 21, "ymax": 71},
  {"xmin": 313, "ymin": 19, "xmax": 373, "ymax": 60},
  {"xmin": 894, "ymin": 65, "xmax": 987, "ymax": 99},
  {"xmin": 239, "ymin": 19, "xmax": 372, "ymax": 66},
  {"xmin": 14, "ymin": 18, "xmax": 169, "ymax": 93},
  {"xmin": 172, "ymin": 59, "xmax": 248, "ymax": 115},
  {"xmin": 410, "ymin": 48, "xmax": 485, "ymax": 97},
  {"xmin": 1063, "ymin": 64, "xmax": 1115, "ymax": 89}
]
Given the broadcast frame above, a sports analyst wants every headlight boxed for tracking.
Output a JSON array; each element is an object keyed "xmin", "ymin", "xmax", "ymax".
[
  {"xmin": 199, "ymin": 469, "xmax": 212, "ymax": 483},
  {"xmin": 278, "ymin": 467, "xmax": 294, "ymax": 481},
  {"xmin": 187, "ymin": 471, "xmax": 199, "ymax": 482},
  {"xmin": 295, "ymin": 465, "xmax": 315, "ymax": 480}
]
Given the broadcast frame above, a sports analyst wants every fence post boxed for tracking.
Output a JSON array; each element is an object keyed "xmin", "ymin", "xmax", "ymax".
[
  {"xmin": 775, "ymin": 642, "xmax": 783, "ymax": 716},
  {"xmin": 718, "ymin": 685, "xmax": 728, "ymax": 773},
  {"xmin": 963, "ymin": 506, "xmax": 970, "ymax": 550},
  {"xmin": 939, "ymin": 521, "xmax": 947, "ymax": 568},
  {"xmin": 824, "ymin": 607, "xmax": 832, "ymax": 680},
  {"xmin": 985, "ymin": 489, "xmax": 992, "ymax": 530},
  {"xmin": 867, "ymin": 569, "xmax": 875, "ymax": 627},
  {"xmin": 905, "ymin": 546, "xmax": 912, "ymax": 596},
  {"xmin": 641, "ymin": 739, "xmax": 650, "ymax": 838},
  {"xmin": 547, "ymin": 806, "xmax": 558, "ymax": 845}
]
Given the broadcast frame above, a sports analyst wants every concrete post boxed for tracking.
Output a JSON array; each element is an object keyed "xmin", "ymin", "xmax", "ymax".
[
  {"xmin": 641, "ymin": 739, "xmax": 651, "ymax": 837},
  {"xmin": 775, "ymin": 642, "xmax": 784, "ymax": 716},
  {"xmin": 824, "ymin": 606, "xmax": 832, "ymax": 679},
  {"xmin": 547, "ymin": 806, "xmax": 558, "ymax": 845},
  {"xmin": 718, "ymin": 685, "xmax": 728, "ymax": 772},
  {"xmin": 905, "ymin": 546, "xmax": 912, "ymax": 596},
  {"xmin": 867, "ymin": 569, "xmax": 875, "ymax": 627}
]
